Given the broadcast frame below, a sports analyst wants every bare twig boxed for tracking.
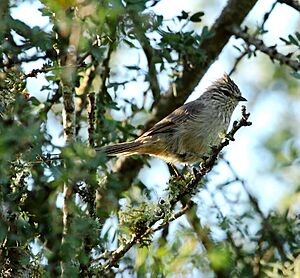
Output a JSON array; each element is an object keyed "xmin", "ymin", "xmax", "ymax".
[
  {"xmin": 231, "ymin": 26, "xmax": 300, "ymax": 71},
  {"xmin": 229, "ymin": 52, "xmax": 248, "ymax": 76}
]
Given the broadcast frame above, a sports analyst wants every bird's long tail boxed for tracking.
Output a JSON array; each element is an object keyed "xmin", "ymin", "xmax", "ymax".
[{"xmin": 97, "ymin": 141, "xmax": 143, "ymax": 156}]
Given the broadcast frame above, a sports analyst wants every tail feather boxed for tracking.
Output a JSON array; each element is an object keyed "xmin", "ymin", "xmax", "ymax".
[{"xmin": 98, "ymin": 141, "xmax": 143, "ymax": 156}]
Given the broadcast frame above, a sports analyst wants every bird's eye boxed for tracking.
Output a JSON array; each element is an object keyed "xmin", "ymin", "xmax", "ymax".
[{"xmin": 219, "ymin": 88, "xmax": 231, "ymax": 97}]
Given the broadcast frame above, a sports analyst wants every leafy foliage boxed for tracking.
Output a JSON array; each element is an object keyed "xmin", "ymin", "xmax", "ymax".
[{"xmin": 0, "ymin": 0, "xmax": 300, "ymax": 277}]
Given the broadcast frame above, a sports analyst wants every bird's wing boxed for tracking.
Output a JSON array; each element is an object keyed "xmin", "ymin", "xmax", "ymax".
[{"xmin": 141, "ymin": 100, "xmax": 203, "ymax": 137}]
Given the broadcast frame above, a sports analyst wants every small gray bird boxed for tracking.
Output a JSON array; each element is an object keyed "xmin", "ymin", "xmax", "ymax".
[{"xmin": 99, "ymin": 74, "xmax": 246, "ymax": 164}]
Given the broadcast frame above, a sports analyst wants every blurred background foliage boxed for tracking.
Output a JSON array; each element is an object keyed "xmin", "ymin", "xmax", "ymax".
[{"xmin": 0, "ymin": 0, "xmax": 300, "ymax": 277}]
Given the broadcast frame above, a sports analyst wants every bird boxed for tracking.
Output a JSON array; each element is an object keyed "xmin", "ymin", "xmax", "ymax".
[{"xmin": 98, "ymin": 74, "xmax": 246, "ymax": 164}]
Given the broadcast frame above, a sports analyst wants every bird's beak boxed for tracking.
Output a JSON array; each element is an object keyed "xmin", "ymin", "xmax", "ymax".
[{"xmin": 238, "ymin": 96, "xmax": 247, "ymax": 101}]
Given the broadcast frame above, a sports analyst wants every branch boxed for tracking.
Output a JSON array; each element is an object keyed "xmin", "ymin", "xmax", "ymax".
[
  {"xmin": 95, "ymin": 36, "xmax": 114, "ymax": 140},
  {"xmin": 151, "ymin": 201, "xmax": 193, "ymax": 234},
  {"xmin": 231, "ymin": 26, "xmax": 300, "ymax": 71},
  {"xmin": 101, "ymin": 106, "xmax": 252, "ymax": 271},
  {"xmin": 278, "ymin": 0, "xmax": 300, "ymax": 12},
  {"xmin": 58, "ymin": 15, "xmax": 80, "ymax": 275}
]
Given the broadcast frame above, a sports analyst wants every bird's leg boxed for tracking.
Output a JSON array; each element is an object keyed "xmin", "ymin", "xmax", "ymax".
[
  {"xmin": 192, "ymin": 166, "xmax": 198, "ymax": 179},
  {"xmin": 167, "ymin": 163, "xmax": 181, "ymax": 178}
]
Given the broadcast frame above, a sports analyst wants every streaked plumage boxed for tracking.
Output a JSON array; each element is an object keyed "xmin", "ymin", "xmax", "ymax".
[{"xmin": 98, "ymin": 74, "xmax": 246, "ymax": 164}]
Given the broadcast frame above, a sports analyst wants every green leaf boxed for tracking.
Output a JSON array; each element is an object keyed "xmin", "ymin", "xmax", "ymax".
[
  {"xmin": 177, "ymin": 10, "xmax": 189, "ymax": 20},
  {"xmin": 125, "ymin": 65, "xmax": 141, "ymax": 71},
  {"xmin": 125, "ymin": 0, "xmax": 147, "ymax": 11},
  {"xmin": 91, "ymin": 46, "xmax": 105, "ymax": 60},
  {"xmin": 279, "ymin": 37, "xmax": 290, "ymax": 45},
  {"xmin": 200, "ymin": 26, "xmax": 213, "ymax": 40},
  {"xmin": 29, "ymin": 96, "xmax": 40, "ymax": 106},
  {"xmin": 190, "ymin": 11, "xmax": 205, "ymax": 22},
  {"xmin": 123, "ymin": 39, "xmax": 137, "ymax": 48},
  {"xmin": 288, "ymin": 34, "xmax": 299, "ymax": 46},
  {"xmin": 233, "ymin": 45, "xmax": 242, "ymax": 52}
]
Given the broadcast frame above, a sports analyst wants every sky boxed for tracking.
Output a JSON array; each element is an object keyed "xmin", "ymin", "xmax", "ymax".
[{"xmin": 10, "ymin": 0, "xmax": 300, "ymax": 216}]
